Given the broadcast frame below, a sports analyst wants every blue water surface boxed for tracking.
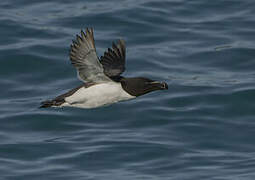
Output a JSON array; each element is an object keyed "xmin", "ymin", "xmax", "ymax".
[{"xmin": 1, "ymin": 0, "xmax": 255, "ymax": 179}]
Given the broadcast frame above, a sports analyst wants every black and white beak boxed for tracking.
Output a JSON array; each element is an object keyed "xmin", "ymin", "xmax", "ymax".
[{"xmin": 149, "ymin": 81, "xmax": 168, "ymax": 90}]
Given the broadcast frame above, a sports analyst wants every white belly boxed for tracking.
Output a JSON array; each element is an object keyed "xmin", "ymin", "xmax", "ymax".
[{"xmin": 63, "ymin": 82, "xmax": 135, "ymax": 108}]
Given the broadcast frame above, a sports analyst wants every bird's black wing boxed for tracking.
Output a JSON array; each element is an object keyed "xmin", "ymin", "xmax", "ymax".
[
  {"xmin": 100, "ymin": 39, "xmax": 126, "ymax": 78},
  {"xmin": 70, "ymin": 28, "xmax": 111, "ymax": 83}
]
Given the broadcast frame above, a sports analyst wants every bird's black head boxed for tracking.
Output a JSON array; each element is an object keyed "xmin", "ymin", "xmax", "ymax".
[{"xmin": 120, "ymin": 77, "xmax": 168, "ymax": 97}]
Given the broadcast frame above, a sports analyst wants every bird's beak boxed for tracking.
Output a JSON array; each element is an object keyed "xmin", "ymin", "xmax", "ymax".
[
  {"xmin": 150, "ymin": 81, "xmax": 168, "ymax": 90},
  {"xmin": 161, "ymin": 82, "xmax": 168, "ymax": 89}
]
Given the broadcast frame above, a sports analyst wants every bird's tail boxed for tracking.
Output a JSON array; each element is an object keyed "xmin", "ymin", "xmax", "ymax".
[
  {"xmin": 40, "ymin": 99, "xmax": 65, "ymax": 108},
  {"xmin": 40, "ymin": 85, "xmax": 83, "ymax": 108},
  {"xmin": 40, "ymin": 100, "xmax": 54, "ymax": 108}
]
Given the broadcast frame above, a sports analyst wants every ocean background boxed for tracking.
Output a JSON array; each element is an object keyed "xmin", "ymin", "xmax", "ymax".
[{"xmin": 1, "ymin": 0, "xmax": 255, "ymax": 179}]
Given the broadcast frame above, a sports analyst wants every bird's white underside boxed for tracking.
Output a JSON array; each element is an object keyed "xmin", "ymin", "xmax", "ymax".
[{"xmin": 60, "ymin": 82, "xmax": 135, "ymax": 108}]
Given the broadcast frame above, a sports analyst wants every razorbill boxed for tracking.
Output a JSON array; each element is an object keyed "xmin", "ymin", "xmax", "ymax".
[{"xmin": 40, "ymin": 28, "xmax": 168, "ymax": 109}]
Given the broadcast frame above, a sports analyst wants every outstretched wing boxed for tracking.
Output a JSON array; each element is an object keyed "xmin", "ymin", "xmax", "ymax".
[
  {"xmin": 70, "ymin": 28, "xmax": 112, "ymax": 83},
  {"xmin": 100, "ymin": 39, "xmax": 126, "ymax": 78}
]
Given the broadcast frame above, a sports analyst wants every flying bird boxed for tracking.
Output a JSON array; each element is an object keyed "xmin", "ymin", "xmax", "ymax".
[{"xmin": 41, "ymin": 28, "xmax": 168, "ymax": 109}]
